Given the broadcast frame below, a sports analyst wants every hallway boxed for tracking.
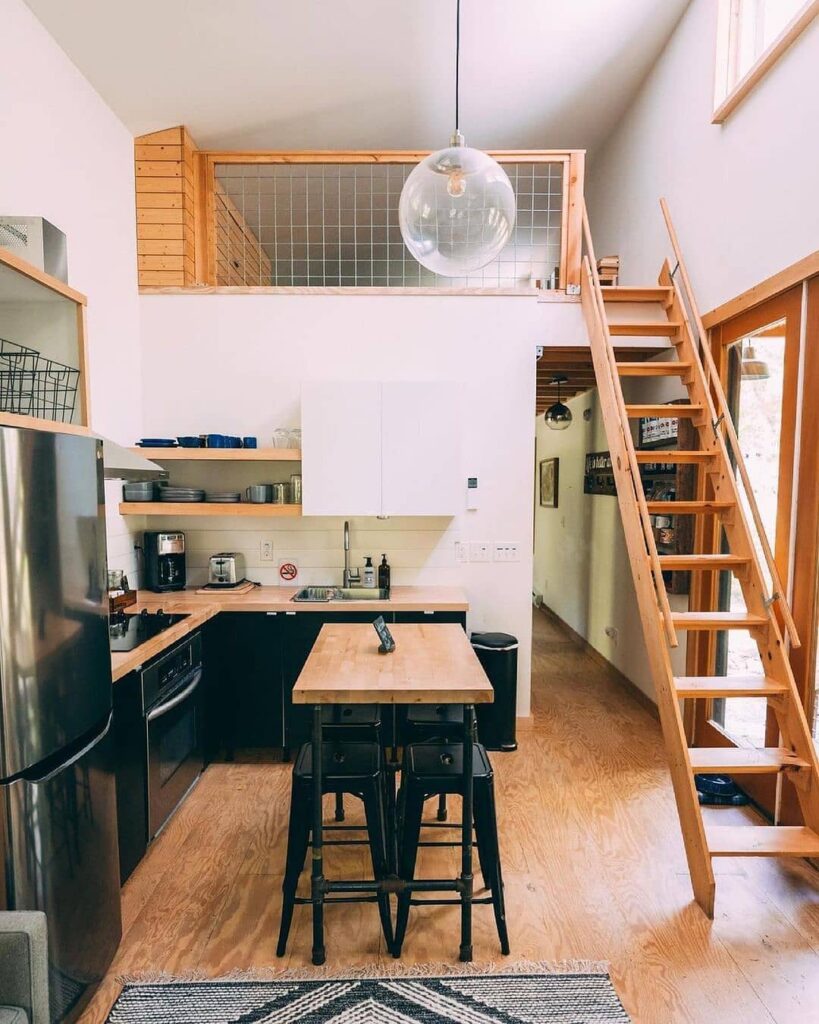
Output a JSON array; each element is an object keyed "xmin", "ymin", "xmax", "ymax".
[{"xmin": 79, "ymin": 610, "xmax": 819, "ymax": 1024}]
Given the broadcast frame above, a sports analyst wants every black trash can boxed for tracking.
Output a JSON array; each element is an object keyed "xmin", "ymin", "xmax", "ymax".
[{"xmin": 471, "ymin": 632, "xmax": 518, "ymax": 752}]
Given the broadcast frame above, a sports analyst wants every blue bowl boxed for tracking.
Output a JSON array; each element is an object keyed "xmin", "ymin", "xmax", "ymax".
[
  {"xmin": 177, "ymin": 436, "xmax": 202, "ymax": 448},
  {"xmin": 227, "ymin": 436, "xmax": 242, "ymax": 448},
  {"xmin": 242, "ymin": 436, "xmax": 258, "ymax": 449},
  {"xmin": 206, "ymin": 434, "xmax": 227, "ymax": 448}
]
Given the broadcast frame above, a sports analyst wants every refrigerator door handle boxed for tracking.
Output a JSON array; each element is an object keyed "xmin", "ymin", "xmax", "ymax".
[
  {"xmin": 23, "ymin": 712, "xmax": 113, "ymax": 784},
  {"xmin": 146, "ymin": 669, "xmax": 203, "ymax": 722}
]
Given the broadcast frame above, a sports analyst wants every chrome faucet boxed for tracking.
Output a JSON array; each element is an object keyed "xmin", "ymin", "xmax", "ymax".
[{"xmin": 343, "ymin": 520, "xmax": 360, "ymax": 587}]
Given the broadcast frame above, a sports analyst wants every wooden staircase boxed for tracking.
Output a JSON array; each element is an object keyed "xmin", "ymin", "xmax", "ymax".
[{"xmin": 580, "ymin": 199, "xmax": 819, "ymax": 917}]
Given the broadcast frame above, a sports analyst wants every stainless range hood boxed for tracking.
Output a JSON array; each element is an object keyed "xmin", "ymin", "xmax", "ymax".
[{"xmin": 102, "ymin": 437, "xmax": 166, "ymax": 481}]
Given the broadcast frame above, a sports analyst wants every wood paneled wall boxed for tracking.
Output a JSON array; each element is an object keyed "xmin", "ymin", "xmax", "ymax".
[
  {"xmin": 135, "ymin": 127, "xmax": 197, "ymax": 286},
  {"xmin": 214, "ymin": 182, "xmax": 272, "ymax": 286}
]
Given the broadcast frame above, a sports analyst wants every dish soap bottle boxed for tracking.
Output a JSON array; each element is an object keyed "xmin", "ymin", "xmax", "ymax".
[
  {"xmin": 363, "ymin": 556, "xmax": 376, "ymax": 588},
  {"xmin": 378, "ymin": 553, "xmax": 391, "ymax": 592}
]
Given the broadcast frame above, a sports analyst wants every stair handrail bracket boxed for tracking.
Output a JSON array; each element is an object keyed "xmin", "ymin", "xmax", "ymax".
[
  {"xmin": 580, "ymin": 208, "xmax": 678, "ymax": 648},
  {"xmin": 659, "ymin": 198, "xmax": 800, "ymax": 649}
]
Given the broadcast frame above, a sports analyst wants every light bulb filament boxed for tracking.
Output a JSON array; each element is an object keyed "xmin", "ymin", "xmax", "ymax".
[{"xmin": 446, "ymin": 169, "xmax": 466, "ymax": 198}]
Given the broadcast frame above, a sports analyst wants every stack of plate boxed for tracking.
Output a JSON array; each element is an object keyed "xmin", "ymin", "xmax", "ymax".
[
  {"xmin": 159, "ymin": 486, "xmax": 206, "ymax": 503},
  {"xmin": 206, "ymin": 491, "xmax": 241, "ymax": 503}
]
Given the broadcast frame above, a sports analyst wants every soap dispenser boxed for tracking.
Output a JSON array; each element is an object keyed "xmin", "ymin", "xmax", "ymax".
[
  {"xmin": 378, "ymin": 553, "xmax": 391, "ymax": 592},
  {"xmin": 363, "ymin": 556, "xmax": 376, "ymax": 588}
]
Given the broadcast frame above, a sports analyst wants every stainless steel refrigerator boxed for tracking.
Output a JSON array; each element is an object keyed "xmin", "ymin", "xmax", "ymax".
[{"xmin": 0, "ymin": 425, "xmax": 121, "ymax": 1023}]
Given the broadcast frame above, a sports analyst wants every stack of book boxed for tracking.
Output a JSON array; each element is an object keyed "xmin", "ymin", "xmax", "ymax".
[{"xmin": 597, "ymin": 255, "xmax": 620, "ymax": 286}]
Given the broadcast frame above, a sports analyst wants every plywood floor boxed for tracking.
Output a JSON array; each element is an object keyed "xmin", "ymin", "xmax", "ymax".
[{"xmin": 79, "ymin": 610, "xmax": 819, "ymax": 1024}]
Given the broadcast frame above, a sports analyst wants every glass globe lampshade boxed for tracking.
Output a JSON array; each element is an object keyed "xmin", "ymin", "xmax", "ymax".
[
  {"xmin": 544, "ymin": 401, "xmax": 572, "ymax": 431},
  {"xmin": 399, "ymin": 137, "xmax": 516, "ymax": 275}
]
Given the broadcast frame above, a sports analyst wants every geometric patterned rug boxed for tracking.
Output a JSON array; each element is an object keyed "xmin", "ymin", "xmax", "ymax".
[{"xmin": 106, "ymin": 975, "xmax": 632, "ymax": 1022}]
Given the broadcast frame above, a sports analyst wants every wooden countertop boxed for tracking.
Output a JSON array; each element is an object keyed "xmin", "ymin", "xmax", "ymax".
[
  {"xmin": 293, "ymin": 622, "xmax": 493, "ymax": 705},
  {"xmin": 110, "ymin": 585, "xmax": 468, "ymax": 682}
]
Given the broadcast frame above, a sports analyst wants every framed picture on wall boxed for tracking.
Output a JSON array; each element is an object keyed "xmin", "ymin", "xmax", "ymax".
[{"xmin": 539, "ymin": 458, "xmax": 559, "ymax": 507}]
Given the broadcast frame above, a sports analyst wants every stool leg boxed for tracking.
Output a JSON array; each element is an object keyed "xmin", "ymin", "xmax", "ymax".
[
  {"xmin": 393, "ymin": 786, "xmax": 426, "ymax": 957},
  {"xmin": 459, "ymin": 707, "xmax": 476, "ymax": 963},
  {"xmin": 277, "ymin": 780, "xmax": 311, "ymax": 957},
  {"xmin": 362, "ymin": 781, "xmax": 395, "ymax": 953},
  {"xmin": 436, "ymin": 793, "xmax": 448, "ymax": 822},
  {"xmin": 474, "ymin": 777, "xmax": 510, "ymax": 955},
  {"xmin": 334, "ymin": 792, "xmax": 346, "ymax": 822}
]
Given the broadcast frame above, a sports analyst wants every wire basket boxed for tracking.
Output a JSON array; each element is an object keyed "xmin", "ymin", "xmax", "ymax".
[{"xmin": 0, "ymin": 338, "xmax": 80, "ymax": 422}]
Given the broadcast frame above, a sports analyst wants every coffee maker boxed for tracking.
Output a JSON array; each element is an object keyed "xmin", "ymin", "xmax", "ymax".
[{"xmin": 144, "ymin": 531, "xmax": 186, "ymax": 592}]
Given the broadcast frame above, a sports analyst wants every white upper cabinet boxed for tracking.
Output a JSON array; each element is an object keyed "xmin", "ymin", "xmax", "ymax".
[
  {"xmin": 381, "ymin": 381, "xmax": 460, "ymax": 516},
  {"xmin": 301, "ymin": 381, "xmax": 460, "ymax": 517},
  {"xmin": 301, "ymin": 381, "xmax": 383, "ymax": 516}
]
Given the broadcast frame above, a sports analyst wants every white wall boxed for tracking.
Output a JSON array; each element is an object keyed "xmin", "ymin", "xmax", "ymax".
[
  {"xmin": 0, "ymin": 0, "xmax": 145, "ymax": 583},
  {"xmin": 533, "ymin": 374, "xmax": 688, "ymax": 701},
  {"xmin": 138, "ymin": 294, "xmax": 587, "ymax": 715},
  {"xmin": 586, "ymin": 0, "xmax": 819, "ymax": 314}
]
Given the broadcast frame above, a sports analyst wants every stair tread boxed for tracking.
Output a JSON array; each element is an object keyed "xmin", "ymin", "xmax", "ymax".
[
  {"xmin": 658, "ymin": 554, "xmax": 749, "ymax": 569},
  {"xmin": 689, "ymin": 746, "xmax": 810, "ymax": 773},
  {"xmin": 602, "ymin": 286, "xmax": 672, "ymax": 303},
  {"xmin": 675, "ymin": 674, "xmax": 788, "ymax": 697},
  {"xmin": 609, "ymin": 321, "xmax": 681, "ymax": 336},
  {"xmin": 671, "ymin": 611, "xmax": 768, "ymax": 629},
  {"xmin": 617, "ymin": 361, "xmax": 691, "ymax": 376},
  {"xmin": 625, "ymin": 404, "xmax": 703, "ymax": 417},
  {"xmin": 635, "ymin": 451, "xmax": 716, "ymax": 463},
  {"xmin": 707, "ymin": 825, "xmax": 819, "ymax": 857},
  {"xmin": 646, "ymin": 500, "xmax": 734, "ymax": 514}
]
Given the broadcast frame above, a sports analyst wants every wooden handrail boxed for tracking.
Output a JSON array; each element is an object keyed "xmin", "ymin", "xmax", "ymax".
[
  {"xmin": 659, "ymin": 198, "xmax": 800, "ymax": 649},
  {"xmin": 581, "ymin": 205, "xmax": 678, "ymax": 648}
]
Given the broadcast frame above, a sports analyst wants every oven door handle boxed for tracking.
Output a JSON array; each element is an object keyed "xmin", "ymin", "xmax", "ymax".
[{"xmin": 146, "ymin": 668, "xmax": 203, "ymax": 722}]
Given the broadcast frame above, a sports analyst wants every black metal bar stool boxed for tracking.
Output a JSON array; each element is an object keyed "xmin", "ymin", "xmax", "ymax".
[
  {"xmin": 276, "ymin": 740, "xmax": 393, "ymax": 957},
  {"xmin": 393, "ymin": 741, "xmax": 510, "ymax": 957},
  {"xmin": 321, "ymin": 704, "xmax": 381, "ymax": 822},
  {"xmin": 403, "ymin": 704, "xmax": 465, "ymax": 821}
]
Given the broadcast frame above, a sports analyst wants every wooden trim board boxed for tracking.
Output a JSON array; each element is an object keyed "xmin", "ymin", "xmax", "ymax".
[
  {"xmin": 0, "ymin": 246, "xmax": 87, "ymax": 305},
  {"xmin": 702, "ymin": 250, "xmax": 819, "ymax": 328}
]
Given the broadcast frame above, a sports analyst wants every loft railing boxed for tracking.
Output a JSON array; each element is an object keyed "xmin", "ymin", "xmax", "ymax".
[
  {"xmin": 659, "ymin": 199, "xmax": 800, "ymax": 648},
  {"xmin": 580, "ymin": 202, "xmax": 678, "ymax": 647},
  {"xmin": 134, "ymin": 127, "xmax": 585, "ymax": 293}
]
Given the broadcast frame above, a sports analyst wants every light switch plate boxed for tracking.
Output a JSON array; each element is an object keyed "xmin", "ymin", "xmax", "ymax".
[
  {"xmin": 470, "ymin": 542, "xmax": 491, "ymax": 563},
  {"xmin": 493, "ymin": 542, "xmax": 520, "ymax": 562},
  {"xmin": 455, "ymin": 541, "xmax": 469, "ymax": 564}
]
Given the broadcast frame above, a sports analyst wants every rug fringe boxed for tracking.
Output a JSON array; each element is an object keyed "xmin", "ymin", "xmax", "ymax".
[{"xmin": 117, "ymin": 958, "xmax": 611, "ymax": 986}]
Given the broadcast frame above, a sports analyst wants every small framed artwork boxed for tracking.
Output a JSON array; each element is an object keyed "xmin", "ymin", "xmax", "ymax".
[{"xmin": 539, "ymin": 458, "xmax": 559, "ymax": 507}]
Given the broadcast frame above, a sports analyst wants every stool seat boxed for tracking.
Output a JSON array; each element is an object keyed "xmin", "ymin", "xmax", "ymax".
[
  {"xmin": 406, "ymin": 704, "xmax": 464, "ymax": 728},
  {"xmin": 405, "ymin": 742, "xmax": 492, "ymax": 791},
  {"xmin": 294, "ymin": 741, "xmax": 382, "ymax": 789},
  {"xmin": 321, "ymin": 704, "xmax": 381, "ymax": 728}
]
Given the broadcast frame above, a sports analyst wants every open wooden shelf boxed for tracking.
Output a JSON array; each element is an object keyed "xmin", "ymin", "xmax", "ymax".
[
  {"xmin": 131, "ymin": 447, "xmax": 301, "ymax": 461},
  {"xmin": 120, "ymin": 502, "xmax": 302, "ymax": 517}
]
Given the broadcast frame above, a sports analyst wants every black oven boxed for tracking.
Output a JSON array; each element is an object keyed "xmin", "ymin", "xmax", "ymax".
[{"xmin": 142, "ymin": 632, "xmax": 204, "ymax": 838}]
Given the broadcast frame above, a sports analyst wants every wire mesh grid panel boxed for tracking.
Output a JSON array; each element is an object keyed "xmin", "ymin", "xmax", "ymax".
[{"xmin": 213, "ymin": 162, "xmax": 564, "ymax": 288}]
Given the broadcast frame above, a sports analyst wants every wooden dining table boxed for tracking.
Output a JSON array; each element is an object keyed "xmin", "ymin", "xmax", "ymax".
[{"xmin": 292, "ymin": 620, "xmax": 494, "ymax": 965}]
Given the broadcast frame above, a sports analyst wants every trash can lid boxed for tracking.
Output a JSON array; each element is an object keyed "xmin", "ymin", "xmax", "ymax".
[{"xmin": 471, "ymin": 631, "xmax": 518, "ymax": 651}]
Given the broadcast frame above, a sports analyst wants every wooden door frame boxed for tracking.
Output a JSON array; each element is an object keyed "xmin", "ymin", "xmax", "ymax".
[{"xmin": 688, "ymin": 286, "xmax": 805, "ymax": 817}]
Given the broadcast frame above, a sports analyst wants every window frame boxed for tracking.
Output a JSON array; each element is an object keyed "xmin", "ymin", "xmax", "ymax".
[{"xmin": 713, "ymin": 0, "xmax": 819, "ymax": 124}]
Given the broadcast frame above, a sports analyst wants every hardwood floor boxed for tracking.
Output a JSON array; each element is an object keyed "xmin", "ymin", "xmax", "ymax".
[{"xmin": 79, "ymin": 609, "xmax": 819, "ymax": 1023}]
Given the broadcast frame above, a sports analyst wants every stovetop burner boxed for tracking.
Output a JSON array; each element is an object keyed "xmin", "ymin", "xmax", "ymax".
[{"xmin": 109, "ymin": 608, "xmax": 189, "ymax": 652}]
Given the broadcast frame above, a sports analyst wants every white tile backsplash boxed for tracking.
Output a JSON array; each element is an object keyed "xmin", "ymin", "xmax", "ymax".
[{"xmin": 104, "ymin": 479, "xmax": 144, "ymax": 588}]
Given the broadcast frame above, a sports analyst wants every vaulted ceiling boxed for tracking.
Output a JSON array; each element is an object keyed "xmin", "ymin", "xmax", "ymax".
[{"xmin": 25, "ymin": 0, "xmax": 688, "ymax": 154}]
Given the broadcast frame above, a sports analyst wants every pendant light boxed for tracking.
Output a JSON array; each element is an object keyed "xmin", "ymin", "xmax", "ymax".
[
  {"xmin": 740, "ymin": 340, "xmax": 770, "ymax": 381},
  {"xmin": 398, "ymin": 0, "xmax": 516, "ymax": 276},
  {"xmin": 544, "ymin": 376, "xmax": 572, "ymax": 430}
]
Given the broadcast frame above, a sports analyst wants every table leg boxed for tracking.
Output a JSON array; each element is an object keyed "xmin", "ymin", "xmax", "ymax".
[
  {"xmin": 311, "ymin": 704, "xmax": 326, "ymax": 965},
  {"xmin": 459, "ymin": 703, "xmax": 475, "ymax": 962}
]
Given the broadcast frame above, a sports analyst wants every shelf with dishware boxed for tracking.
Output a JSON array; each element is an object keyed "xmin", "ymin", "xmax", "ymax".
[
  {"xmin": 129, "ymin": 447, "xmax": 301, "ymax": 462},
  {"xmin": 119, "ymin": 502, "xmax": 302, "ymax": 517}
]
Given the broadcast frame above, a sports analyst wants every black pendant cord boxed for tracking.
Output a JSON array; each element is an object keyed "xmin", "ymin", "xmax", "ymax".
[{"xmin": 455, "ymin": 0, "xmax": 461, "ymax": 132}]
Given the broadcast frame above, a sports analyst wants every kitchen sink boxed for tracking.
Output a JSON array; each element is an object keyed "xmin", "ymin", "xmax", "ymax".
[{"xmin": 291, "ymin": 586, "xmax": 390, "ymax": 602}]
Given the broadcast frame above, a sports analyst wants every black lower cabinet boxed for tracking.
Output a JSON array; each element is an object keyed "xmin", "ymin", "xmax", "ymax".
[
  {"xmin": 112, "ymin": 669, "xmax": 148, "ymax": 885},
  {"xmin": 208, "ymin": 612, "xmax": 284, "ymax": 755},
  {"xmin": 281, "ymin": 611, "xmax": 378, "ymax": 750}
]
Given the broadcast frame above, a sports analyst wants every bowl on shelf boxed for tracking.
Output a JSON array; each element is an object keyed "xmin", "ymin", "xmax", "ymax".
[
  {"xmin": 177, "ymin": 436, "xmax": 202, "ymax": 448},
  {"xmin": 136, "ymin": 438, "xmax": 177, "ymax": 448},
  {"xmin": 123, "ymin": 482, "xmax": 155, "ymax": 502}
]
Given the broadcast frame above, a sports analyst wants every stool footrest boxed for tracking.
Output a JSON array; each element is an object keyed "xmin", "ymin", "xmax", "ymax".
[{"xmin": 410, "ymin": 897, "xmax": 494, "ymax": 907}]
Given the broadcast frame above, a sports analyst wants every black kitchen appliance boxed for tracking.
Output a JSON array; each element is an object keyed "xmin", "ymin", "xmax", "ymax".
[
  {"xmin": 109, "ymin": 608, "xmax": 189, "ymax": 653},
  {"xmin": 144, "ymin": 530, "xmax": 186, "ymax": 592}
]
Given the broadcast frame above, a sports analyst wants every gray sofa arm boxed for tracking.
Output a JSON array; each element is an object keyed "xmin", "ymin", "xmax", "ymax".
[{"xmin": 0, "ymin": 912, "xmax": 49, "ymax": 1024}]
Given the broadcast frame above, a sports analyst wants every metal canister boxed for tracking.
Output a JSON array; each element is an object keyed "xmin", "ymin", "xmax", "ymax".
[
  {"xmin": 271, "ymin": 482, "xmax": 288, "ymax": 504},
  {"xmin": 290, "ymin": 473, "xmax": 302, "ymax": 504}
]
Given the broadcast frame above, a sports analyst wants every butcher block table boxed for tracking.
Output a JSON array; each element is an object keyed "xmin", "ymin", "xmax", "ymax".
[{"xmin": 293, "ymin": 622, "xmax": 493, "ymax": 964}]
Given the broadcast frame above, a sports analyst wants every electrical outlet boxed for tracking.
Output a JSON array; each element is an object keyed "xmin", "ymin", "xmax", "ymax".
[
  {"xmin": 455, "ymin": 541, "xmax": 469, "ymax": 564},
  {"xmin": 493, "ymin": 543, "xmax": 519, "ymax": 562},
  {"xmin": 260, "ymin": 539, "xmax": 275, "ymax": 562},
  {"xmin": 470, "ymin": 542, "xmax": 491, "ymax": 563},
  {"xmin": 605, "ymin": 626, "xmax": 618, "ymax": 644}
]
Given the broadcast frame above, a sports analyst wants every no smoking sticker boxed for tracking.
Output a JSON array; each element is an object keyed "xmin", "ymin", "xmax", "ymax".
[{"xmin": 279, "ymin": 561, "xmax": 298, "ymax": 582}]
